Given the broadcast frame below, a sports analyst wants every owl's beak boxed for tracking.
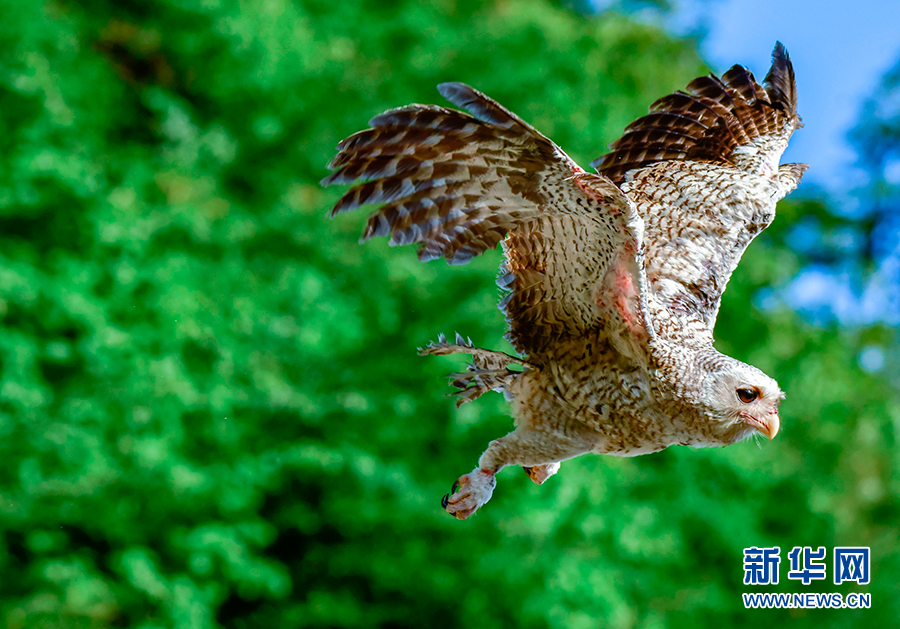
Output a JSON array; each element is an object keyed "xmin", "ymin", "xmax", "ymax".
[
  {"xmin": 740, "ymin": 412, "xmax": 780, "ymax": 440},
  {"xmin": 758, "ymin": 414, "xmax": 780, "ymax": 440}
]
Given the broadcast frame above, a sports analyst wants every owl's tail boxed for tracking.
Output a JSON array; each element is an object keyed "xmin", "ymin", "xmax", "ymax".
[{"xmin": 418, "ymin": 333, "xmax": 529, "ymax": 406}]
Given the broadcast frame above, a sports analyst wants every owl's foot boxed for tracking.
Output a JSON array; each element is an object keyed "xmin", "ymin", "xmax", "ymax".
[
  {"xmin": 441, "ymin": 469, "xmax": 496, "ymax": 520},
  {"xmin": 522, "ymin": 462, "xmax": 560, "ymax": 485}
]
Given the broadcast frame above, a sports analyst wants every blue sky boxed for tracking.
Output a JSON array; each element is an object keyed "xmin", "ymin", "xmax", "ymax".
[
  {"xmin": 678, "ymin": 0, "xmax": 900, "ymax": 189},
  {"xmin": 599, "ymin": 0, "xmax": 900, "ymax": 189}
]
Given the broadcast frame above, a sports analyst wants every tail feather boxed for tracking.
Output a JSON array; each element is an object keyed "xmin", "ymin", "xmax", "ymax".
[
  {"xmin": 418, "ymin": 333, "xmax": 529, "ymax": 406},
  {"xmin": 446, "ymin": 368, "xmax": 518, "ymax": 407}
]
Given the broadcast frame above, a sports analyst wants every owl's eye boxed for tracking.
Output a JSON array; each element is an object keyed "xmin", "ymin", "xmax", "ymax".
[{"xmin": 737, "ymin": 388, "xmax": 759, "ymax": 404}]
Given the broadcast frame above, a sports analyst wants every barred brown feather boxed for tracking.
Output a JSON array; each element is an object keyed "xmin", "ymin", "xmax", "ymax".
[
  {"xmin": 323, "ymin": 82, "xmax": 650, "ymax": 359},
  {"xmin": 593, "ymin": 42, "xmax": 801, "ymax": 183}
]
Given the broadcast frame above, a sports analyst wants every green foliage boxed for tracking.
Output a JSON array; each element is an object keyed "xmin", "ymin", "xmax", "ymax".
[{"xmin": 0, "ymin": 0, "xmax": 896, "ymax": 627}]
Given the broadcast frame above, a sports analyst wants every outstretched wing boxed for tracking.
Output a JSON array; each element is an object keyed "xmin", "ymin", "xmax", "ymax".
[
  {"xmin": 592, "ymin": 42, "xmax": 807, "ymax": 344},
  {"xmin": 322, "ymin": 83, "xmax": 653, "ymax": 361}
]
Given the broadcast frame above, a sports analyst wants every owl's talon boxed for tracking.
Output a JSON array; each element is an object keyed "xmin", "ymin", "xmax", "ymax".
[
  {"xmin": 442, "ymin": 469, "xmax": 496, "ymax": 520},
  {"xmin": 523, "ymin": 462, "xmax": 561, "ymax": 485},
  {"xmin": 441, "ymin": 493, "xmax": 450, "ymax": 508},
  {"xmin": 451, "ymin": 480, "xmax": 461, "ymax": 494}
]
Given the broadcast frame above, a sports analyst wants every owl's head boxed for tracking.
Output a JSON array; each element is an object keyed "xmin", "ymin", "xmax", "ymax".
[{"xmin": 700, "ymin": 359, "xmax": 784, "ymax": 444}]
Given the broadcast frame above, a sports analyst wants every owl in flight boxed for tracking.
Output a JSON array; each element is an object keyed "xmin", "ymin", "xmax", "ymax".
[{"xmin": 323, "ymin": 43, "xmax": 806, "ymax": 519}]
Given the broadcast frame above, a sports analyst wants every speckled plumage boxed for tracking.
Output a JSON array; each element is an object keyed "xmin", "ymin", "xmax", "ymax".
[{"xmin": 323, "ymin": 43, "xmax": 806, "ymax": 519}]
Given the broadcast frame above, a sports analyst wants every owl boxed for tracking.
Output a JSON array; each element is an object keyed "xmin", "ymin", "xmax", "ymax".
[{"xmin": 323, "ymin": 43, "xmax": 806, "ymax": 519}]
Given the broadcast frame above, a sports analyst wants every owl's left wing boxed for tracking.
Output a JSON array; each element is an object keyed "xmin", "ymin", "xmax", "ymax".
[
  {"xmin": 592, "ymin": 42, "xmax": 807, "ymax": 343},
  {"xmin": 323, "ymin": 83, "xmax": 655, "ymax": 362}
]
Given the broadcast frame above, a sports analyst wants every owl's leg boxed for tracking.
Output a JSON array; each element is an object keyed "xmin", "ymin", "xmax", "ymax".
[{"xmin": 441, "ymin": 428, "xmax": 592, "ymax": 520}]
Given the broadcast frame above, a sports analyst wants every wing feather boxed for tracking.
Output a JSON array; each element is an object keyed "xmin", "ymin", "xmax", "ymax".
[
  {"xmin": 592, "ymin": 42, "xmax": 802, "ymax": 184},
  {"xmin": 323, "ymin": 83, "xmax": 654, "ymax": 360},
  {"xmin": 599, "ymin": 43, "xmax": 807, "ymax": 344}
]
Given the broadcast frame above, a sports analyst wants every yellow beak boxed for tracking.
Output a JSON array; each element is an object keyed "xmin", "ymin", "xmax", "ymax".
[{"xmin": 759, "ymin": 414, "xmax": 780, "ymax": 440}]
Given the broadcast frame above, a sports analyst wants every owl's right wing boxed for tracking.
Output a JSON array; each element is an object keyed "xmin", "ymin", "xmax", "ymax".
[
  {"xmin": 322, "ymin": 83, "xmax": 656, "ymax": 362},
  {"xmin": 592, "ymin": 42, "xmax": 807, "ymax": 344}
]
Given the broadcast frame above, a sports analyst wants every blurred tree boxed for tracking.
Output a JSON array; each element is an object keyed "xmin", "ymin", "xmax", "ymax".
[
  {"xmin": 848, "ymin": 56, "xmax": 900, "ymax": 331},
  {"xmin": 0, "ymin": 0, "xmax": 895, "ymax": 628}
]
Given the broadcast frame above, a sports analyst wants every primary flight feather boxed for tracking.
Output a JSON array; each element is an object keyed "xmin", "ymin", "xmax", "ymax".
[{"xmin": 323, "ymin": 42, "xmax": 806, "ymax": 519}]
